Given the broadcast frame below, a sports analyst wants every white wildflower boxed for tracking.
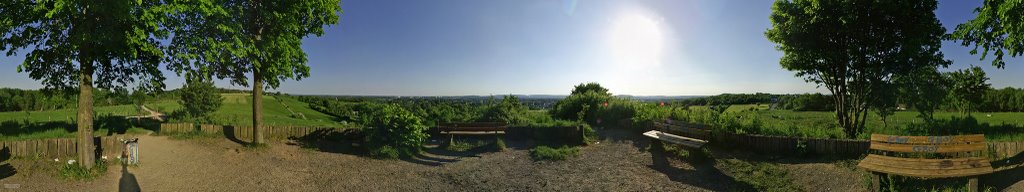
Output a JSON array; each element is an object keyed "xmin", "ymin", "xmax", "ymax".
[
  {"xmin": 101, "ymin": 156, "xmax": 108, "ymax": 160},
  {"xmin": 54, "ymin": 158, "xmax": 59, "ymax": 162},
  {"xmin": 67, "ymin": 159, "xmax": 76, "ymax": 165}
]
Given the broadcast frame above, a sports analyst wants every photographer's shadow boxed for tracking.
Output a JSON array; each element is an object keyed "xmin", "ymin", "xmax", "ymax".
[{"xmin": 118, "ymin": 164, "xmax": 141, "ymax": 192}]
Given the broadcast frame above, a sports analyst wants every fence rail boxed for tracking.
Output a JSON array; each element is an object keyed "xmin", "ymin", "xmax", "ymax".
[
  {"xmin": 1, "ymin": 136, "xmax": 126, "ymax": 159},
  {"xmin": 159, "ymin": 123, "xmax": 346, "ymax": 141}
]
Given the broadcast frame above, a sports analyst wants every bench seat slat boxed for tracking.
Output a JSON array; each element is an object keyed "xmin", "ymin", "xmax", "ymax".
[
  {"xmin": 859, "ymin": 154, "xmax": 992, "ymax": 170},
  {"xmin": 642, "ymin": 130, "xmax": 707, "ymax": 149},
  {"xmin": 858, "ymin": 155, "xmax": 993, "ymax": 178}
]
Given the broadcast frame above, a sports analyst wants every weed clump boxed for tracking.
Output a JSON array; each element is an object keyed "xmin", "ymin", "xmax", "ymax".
[{"xmin": 529, "ymin": 146, "xmax": 579, "ymax": 161}]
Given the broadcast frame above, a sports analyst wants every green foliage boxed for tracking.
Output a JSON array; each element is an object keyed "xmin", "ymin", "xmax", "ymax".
[
  {"xmin": 570, "ymin": 82, "xmax": 611, "ymax": 96},
  {"xmin": 717, "ymin": 159, "xmax": 798, "ymax": 192},
  {"xmin": 481, "ymin": 95, "xmax": 530, "ymax": 125},
  {"xmin": 551, "ymin": 91, "xmax": 611, "ymax": 123},
  {"xmin": 164, "ymin": 0, "xmax": 342, "ymax": 89},
  {"xmin": 177, "ymin": 78, "xmax": 223, "ymax": 121},
  {"xmin": 529, "ymin": 146, "xmax": 579, "ymax": 161},
  {"xmin": 951, "ymin": 0, "xmax": 1024, "ymax": 68},
  {"xmin": 765, "ymin": 0, "xmax": 950, "ymax": 138},
  {"xmin": 777, "ymin": 93, "xmax": 834, "ymax": 111},
  {"xmin": 362, "ymin": 104, "xmax": 429, "ymax": 159},
  {"xmin": 60, "ymin": 159, "xmax": 108, "ymax": 181},
  {"xmin": 0, "ymin": 0, "xmax": 169, "ymax": 92},
  {"xmin": 896, "ymin": 67, "xmax": 950, "ymax": 121},
  {"xmin": 946, "ymin": 66, "xmax": 991, "ymax": 116}
]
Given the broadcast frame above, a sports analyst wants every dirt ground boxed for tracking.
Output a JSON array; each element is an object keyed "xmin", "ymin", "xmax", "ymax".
[{"xmin": 0, "ymin": 129, "xmax": 1021, "ymax": 191}]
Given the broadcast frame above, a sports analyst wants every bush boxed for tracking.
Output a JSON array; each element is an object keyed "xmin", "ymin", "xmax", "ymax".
[
  {"xmin": 550, "ymin": 83, "xmax": 612, "ymax": 123},
  {"xmin": 529, "ymin": 146, "xmax": 579, "ymax": 161},
  {"xmin": 362, "ymin": 104, "xmax": 429, "ymax": 159},
  {"xmin": 177, "ymin": 78, "xmax": 223, "ymax": 121},
  {"xmin": 480, "ymin": 95, "xmax": 530, "ymax": 125}
]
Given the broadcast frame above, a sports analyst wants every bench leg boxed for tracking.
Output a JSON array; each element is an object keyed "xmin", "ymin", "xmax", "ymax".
[
  {"xmin": 968, "ymin": 177, "xmax": 979, "ymax": 192},
  {"xmin": 871, "ymin": 173, "xmax": 880, "ymax": 192}
]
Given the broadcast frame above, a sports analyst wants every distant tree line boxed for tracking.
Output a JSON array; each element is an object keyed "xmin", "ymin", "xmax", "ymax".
[
  {"xmin": 0, "ymin": 88, "xmax": 182, "ymax": 112},
  {"xmin": 977, "ymin": 87, "xmax": 1024, "ymax": 112}
]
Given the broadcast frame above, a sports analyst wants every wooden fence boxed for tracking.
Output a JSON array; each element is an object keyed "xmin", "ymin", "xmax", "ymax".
[
  {"xmin": 159, "ymin": 123, "xmax": 346, "ymax": 141},
  {"xmin": 0, "ymin": 136, "xmax": 127, "ymax": 159}
]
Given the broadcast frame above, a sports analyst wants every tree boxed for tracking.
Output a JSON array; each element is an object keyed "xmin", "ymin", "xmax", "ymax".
[
  {"xmin": 165, "ymin": 0, "xmax": 342, "ymax": 144},
  {"xmin": 951, "ymin": 0, "xmax": 1024, "ymax": 68},
  {"xmin": 571, "ymin": 82, "xmax": 611, "ymax": 96},
  {"xmin": 765, "ymin": 0, "xmax": 950, "ymax": 138},
  {"xmin": 895, "ymin": 67, "xmax": 949, "ymax": 122},
  {"xmin": 0, "ymin": 0, "xmax": 169, "ymax": 168},
  {"xmin": 178, "ymin": 77, "xmax": 223, "ymax": 121},
  {"xmin": 946, "ymin": 66, "xmax": 991, "ymax": 116},
  {"xmin": 552, "ymin": 83, "xmax": 612, "ymax": 123}
]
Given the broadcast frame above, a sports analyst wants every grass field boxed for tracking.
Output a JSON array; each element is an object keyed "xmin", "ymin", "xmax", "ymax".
[
  {"xmin": 0, "ymin": 94, "xmax": 345, "ymax": 141},
  {"xmin": 678, "ymin": 104, "xmax": 1024, "ymax": 141}
]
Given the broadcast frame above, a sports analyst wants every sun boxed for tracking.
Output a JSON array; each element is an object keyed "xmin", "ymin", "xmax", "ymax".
[{"xmin": 608, "ymin": 11, "xmax": 664, "ymax": 68}]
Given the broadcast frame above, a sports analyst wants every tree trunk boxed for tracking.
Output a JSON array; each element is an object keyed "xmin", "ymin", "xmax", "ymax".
[
  {"xmin": 77, "ymin": 62, "xmax": 96, "ymax": 168},
  {"xmin": 252, "ymin": 68, "xmax": 265, "ymax": 144}
]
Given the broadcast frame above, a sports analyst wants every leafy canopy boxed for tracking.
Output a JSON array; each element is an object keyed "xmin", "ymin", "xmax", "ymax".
[
  {"xmin": 164, "ymin": 0, "xmax": 342, "ymax": 88},
  {"xmin": 0, "ymin": 0, "xmax": 169, "ymax": 91},
  {"xmin": 951, "ymin": 0, "xmax": 1024, "ymax": 68}
]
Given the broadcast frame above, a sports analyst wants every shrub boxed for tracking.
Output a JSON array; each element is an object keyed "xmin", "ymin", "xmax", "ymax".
[
  {"xmin": 362, "ymin": 104, "xmax": 429, "ymax": 159},
  {"xmin": 529, "ymin": 146, "xmax": 579, "ymax": 161},
  {"xmin": 177, "ymin": 78, "xmax": 223, "ymax": 122},
  {"xmin": 550, "ymin": 83, "xmax": 612, "ymax": 123},
  {"xmin": 481, "ymin": 95, "xmax": 530, "ymax": 125}
]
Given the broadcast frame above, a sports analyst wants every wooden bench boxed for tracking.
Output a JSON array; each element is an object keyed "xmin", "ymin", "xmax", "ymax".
[
  {"xmin": 437, "ymin": 122, "xmax": 507, "ymax": 142},
  {"xmin": 858, "ymin": 134, "xmax": 993, "ymax": 192},
  {"xmin": 642, "ymin": 119, "xmax": 709, "ymax": 149}
]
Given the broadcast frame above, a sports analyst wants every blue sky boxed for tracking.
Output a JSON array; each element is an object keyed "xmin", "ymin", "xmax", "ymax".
[{"xmin": 1, "ymin": 0, "xmax": 1022, "ymax": 96}]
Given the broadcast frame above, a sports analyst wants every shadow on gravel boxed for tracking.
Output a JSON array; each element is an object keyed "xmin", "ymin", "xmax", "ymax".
[
  {"xmin": 118, "ymin": 164, "xmax": 141, "ymax": 192},
  {"xmin": 222, "ymin": 126, "xmax": 251, "ymax": 146},
  {"xmin": 649, "ymin": 142, "xmax": 753, "ymax": 191},
  {"xmin": 289, "ymin": 129, "xmax": 367, "ymax": 156},
  {"xmin": 595, "ymin": 127, "xmax": 651, "ymax": 153},
  {"xmin": 0, "ymin": 147, "xmax": 15, "ymax": 180},
  {"xmin": 986, "ymin": 152, "xmax": 1024, "ymax": 190}
]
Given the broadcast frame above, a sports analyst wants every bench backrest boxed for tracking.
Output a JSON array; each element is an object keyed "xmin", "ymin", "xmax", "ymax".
[
  {"xmin": 653, "ymin": 119, "xmax": 709, "ymax": 139},
  {"xmin": 868, "ymin": 134, "xmax": 986, "ymax": 155},
  {"xmin": 438, "ymin": 122, "xmax": 508, "ymax": 132}
]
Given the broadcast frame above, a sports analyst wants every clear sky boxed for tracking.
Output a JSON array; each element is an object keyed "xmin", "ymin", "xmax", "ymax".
[{"xmin": 1, "ymin": 0, "xmax": 1022, "ymax": 96}]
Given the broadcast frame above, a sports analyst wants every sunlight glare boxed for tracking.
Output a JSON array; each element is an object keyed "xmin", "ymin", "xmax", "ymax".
[{"xmin": 608, "ymin": 11, "xmax": 664, "ymax": 68}]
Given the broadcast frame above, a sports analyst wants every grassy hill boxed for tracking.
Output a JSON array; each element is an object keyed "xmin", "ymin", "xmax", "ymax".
[{"xmin": 0, "ymin": 93, "xmax": 346, "ymax": 141}]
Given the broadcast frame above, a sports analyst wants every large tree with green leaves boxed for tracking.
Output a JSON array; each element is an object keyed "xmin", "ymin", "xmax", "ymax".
[
  {"xmin": 165, "ymin": 0, "xmax": 341, "ymax": 144},
  {"xmin": 946, "ymin": 66, "xmax": 991, "ymax": 116},
  {"xmin": 765, "ymin": 0, "xmax": 950, "ymax": 138},
  {"xmin": 0, "ymin": 0, "xmax": 168, "ymax": 168},
  {"xmin": 951, "ymin": 0, "xmax": 1024, "ymax": 68}
]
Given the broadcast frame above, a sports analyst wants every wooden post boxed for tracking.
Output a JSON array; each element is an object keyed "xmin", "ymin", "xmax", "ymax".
[
  {"xmin": 968, "ymin": 177, "xmax": 979, "ymax": 192},
  {"xmin": 871, "ymin": 173, "xmax": 881, "ymax": 192}
]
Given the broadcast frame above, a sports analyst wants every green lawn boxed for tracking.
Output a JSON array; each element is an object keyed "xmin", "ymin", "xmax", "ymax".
[
  {"xmin": 0, "ymin": 94, "xmax": 346, "ymax": 141},
  {"xmin": 677, "ymin": 104, "xmax": 1024, "ymax": 141},
  {"xmin": 0, "ymin": 104, "xmax": 155, "ymax": 141}
]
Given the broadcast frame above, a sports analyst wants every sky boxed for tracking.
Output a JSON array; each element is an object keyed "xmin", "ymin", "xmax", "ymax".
[{"xmin": 1, "ymin": 0, "xmax": 1022, "ymax": 96}]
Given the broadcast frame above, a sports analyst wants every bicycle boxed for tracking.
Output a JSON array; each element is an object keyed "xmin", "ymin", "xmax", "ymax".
[{"xmin": 120, "ymin": 138, "xmax": 139, "ymax": 166}]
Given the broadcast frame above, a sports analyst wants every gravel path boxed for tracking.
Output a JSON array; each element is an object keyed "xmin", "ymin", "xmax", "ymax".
[{"xmin": 1, "ymin": 129, "xmax": 1019, "ymax": 191}]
